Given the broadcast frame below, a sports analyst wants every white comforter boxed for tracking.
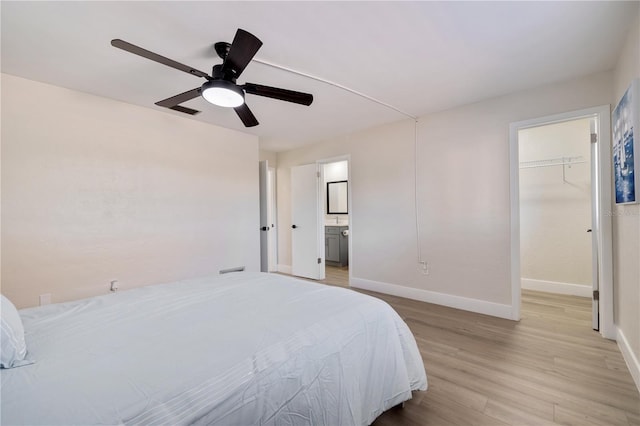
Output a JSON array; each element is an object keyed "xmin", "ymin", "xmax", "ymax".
[{"xmin": 1, "ymin": 272, "xmax": 427, "ymax": 425}]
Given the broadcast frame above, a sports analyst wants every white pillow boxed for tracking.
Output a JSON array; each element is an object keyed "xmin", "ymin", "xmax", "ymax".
[{"xmin": 1, "ymin": 294, "xmax": 33, "ymax": 368}]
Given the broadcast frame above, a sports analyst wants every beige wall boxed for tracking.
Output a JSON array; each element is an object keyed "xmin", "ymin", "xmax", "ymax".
[
  {"xmin": 277, "ymin": 119, "xmax": 416, "ymax": 285},
  {"xmin": 612, "ymin": 4, "xmax": 640, "ymax": 375},
  {"xmin": 276, "ymin": 71, "xmax": 613, "ymax": 313},
  {"xmin": 1, "ymin": 74, "xmax": 260, "ymax": 308},
  {"xmin": 519, "ymin": 118, "xmax": 593, "ymax": 287},
  {"xmin": 259, "ymin": 150, "xmax": 277, "ymax": 167}
]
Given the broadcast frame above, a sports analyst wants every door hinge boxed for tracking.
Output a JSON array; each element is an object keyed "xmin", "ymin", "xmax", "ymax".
[
  {"xmin": 317, "ymin": 258, "xmax": 321, "ymax": 264},
  {"xmin": 593, "ymin": 290, "xmax": 599, "ymax": 301},
  {"xmin": 317, "ymin": 171, "xmax": 321, "ymax": 178},
  {"xmin": 591, "ymin": 133, "xmax": 597, "ymax": 143}
]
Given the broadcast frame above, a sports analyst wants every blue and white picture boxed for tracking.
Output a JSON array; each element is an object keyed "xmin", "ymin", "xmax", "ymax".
[{"xmin": 613, "ymin": 79, "xmax": 639, "ymax": 204}]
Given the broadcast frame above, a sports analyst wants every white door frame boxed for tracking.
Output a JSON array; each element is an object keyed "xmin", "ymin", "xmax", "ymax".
[
  {"xmin": 589, "ymin": 118, "xmax": 600, "ymax": 331},
  {"xmin": 509, "ymin": 105, "xmax": 614, "ymax": 339},
  {"xmin": 317, "ymin": 155, "xmax": 352, "ymax": 286}
]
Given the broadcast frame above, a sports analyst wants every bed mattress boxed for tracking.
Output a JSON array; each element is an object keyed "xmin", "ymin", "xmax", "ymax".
[{"xmin": 1, "ymin": 272, "xmax": 427, "ymax": 425}]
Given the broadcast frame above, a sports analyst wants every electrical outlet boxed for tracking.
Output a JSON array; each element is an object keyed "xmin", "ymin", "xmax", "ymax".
[
  {"xmin": 39, "ymin": 294, "xmax": 51, "ymax": 306},
  {"xmin": 419, "ymin": 261, "xmax": 430, "ymax": 276},
  {"xmin": 110, "ymin": 280, "xmax": 118, "ymax": 292}
]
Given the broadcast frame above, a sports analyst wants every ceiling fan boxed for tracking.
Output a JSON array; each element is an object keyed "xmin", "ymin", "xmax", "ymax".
[{"xmin": 111, "ymin": 29, "xmax": 313, "ymax": 127}]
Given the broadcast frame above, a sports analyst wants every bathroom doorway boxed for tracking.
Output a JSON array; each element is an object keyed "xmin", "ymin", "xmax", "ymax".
[{"xmin": 319, "ymin": 156, "xmax": 351, "ymax": 287}]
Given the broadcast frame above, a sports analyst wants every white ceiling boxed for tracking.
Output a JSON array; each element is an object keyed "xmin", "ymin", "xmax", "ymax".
[{"xmin": 1, "ymin": 1, "xmax": 636, "ymax": 152}]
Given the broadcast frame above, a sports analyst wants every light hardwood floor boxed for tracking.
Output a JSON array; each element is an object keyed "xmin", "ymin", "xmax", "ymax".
[
  {"xmin": 310, "ymin": 267, "xmax": 640, "ymax": 425},
  {"xmin": 319, "ymin": 265, "xmax": 350, "ymax": 287}
]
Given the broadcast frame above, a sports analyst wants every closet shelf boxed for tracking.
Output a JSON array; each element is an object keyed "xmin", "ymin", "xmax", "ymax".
[
  {"xmin": 519, "ymin": 156, "xmax": 586, "ymax": 169},
  {"xmin": 519, "ymin": 155, "xmax": 587, "ymax": 183}
]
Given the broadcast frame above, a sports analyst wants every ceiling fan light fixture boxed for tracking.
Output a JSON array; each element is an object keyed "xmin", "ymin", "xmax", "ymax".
[
  {"xmin": 112, "ymin": 29, "xmax": 312, "ymax": 127},
  {"xmin": 201, "ymin": 80, "xmax": 244, "ymax": 108}
]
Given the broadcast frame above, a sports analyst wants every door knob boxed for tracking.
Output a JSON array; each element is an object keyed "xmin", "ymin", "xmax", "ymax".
[
  {"xmin": 261, "ymin": 226, "xmax": 269, "ymax": 231},
  {"xmin": 292, "ymin": 225, "xmax": 298, "ymax": 229},
  {"xmin": 587, "ymin": 229, "xmax": 592, "ymax": 233}
]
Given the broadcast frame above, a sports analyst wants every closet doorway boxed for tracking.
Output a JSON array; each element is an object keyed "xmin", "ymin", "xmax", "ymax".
[
  {"xmin": 519, "ymin": 118, "xmax": 595, "ymax": 308},
  {"xmin": 509, "ymin": 106, "xmax": 614, "ymax": 339}
]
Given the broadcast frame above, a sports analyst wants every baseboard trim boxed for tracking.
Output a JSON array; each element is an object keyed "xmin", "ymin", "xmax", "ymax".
[
  {"xmin": 521, "ymin": 278, "xmax": 591, "ymax": 298},
  {"xmin": 277, "ymin": 264, "xmax": 292, "ymax": 274},
  {"xmin": 617, "ymin": 327, "xmax": 640, "ymax": 394},
  {"xmin": 350, "ymin": 277, "xmax": 513, "ymax": 320}
]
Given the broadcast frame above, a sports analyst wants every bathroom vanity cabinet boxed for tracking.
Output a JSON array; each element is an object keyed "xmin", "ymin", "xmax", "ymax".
[{"xmin": 325, "ymin": 226, "xmax": 349, "ymax": 267}]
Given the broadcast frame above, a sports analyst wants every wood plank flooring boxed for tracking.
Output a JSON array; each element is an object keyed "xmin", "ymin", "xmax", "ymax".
[
  {"xmin": 318, "ymin": 265, "xmax": 350, "ymax": 287},
  {"xmin": 297, "ymin": 267, "xmax": 640, "ymax": 425}
]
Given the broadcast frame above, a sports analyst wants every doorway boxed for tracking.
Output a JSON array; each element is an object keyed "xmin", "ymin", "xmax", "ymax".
[
  {"xmin": 518, "ymin": 118, "xmax": 594, "ymax": 297},
  {"xmin": 289, "ymin": 156, "xmax": 351, "ymax": 286},
  {"xmin": 259, "ymin": 160, "xmax": 278, "ymax": 273},
  {"xmin": 321, "ymin": 159, "xmax": 350, "ymax": 287},
  {"xmin": 518, "ymin": 118, "xmax": 595, "ymax": 321},
  {"xmin": 509, "ymin": 106, "xmax": 614, "ymax": 339}
]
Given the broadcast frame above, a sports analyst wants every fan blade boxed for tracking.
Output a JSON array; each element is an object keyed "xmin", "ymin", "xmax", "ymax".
[
  {"xmin": 234, "ymin": 103, "xmax": 259, "ymax": 127},
  {"xmin": 169, "ymin": 105, "xmax": 201, "ymax": 115},
  {"xmin": 155, "ymin": 88, "xmax": 202, "ymax": 108},
  {"xmin": 111, "ymin": 39, "xmax": 210, "ymax": 79},
  {"xmin": 221, "ymin": 29, "xmax": 262, "ymax": 79},
  {"xmin": 243, "ymin": 83, "xmax": 313, "ymax": 106}
]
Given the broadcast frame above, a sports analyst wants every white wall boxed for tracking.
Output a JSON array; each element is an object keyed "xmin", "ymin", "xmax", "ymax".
[
  {"xmin": 518, "ymin": 118, "xmax": 593, "ymax": 293},
  {"xmin": 612, "ymin": 3, "xmax": 640, "ymax": 389},
  {"xmin": 277, "ymin": 120, "xmax": 416, "ymax": 287},
  {"xmin": 276, "ymin": 70, "xmax": 612, "ymax": 318},
  {"xmin": 324, "ymin": 161, "xmax": 348, "ymax": 182},
  {"xmin": 1, "ymin": 74, "xmax": 260, "ymax": 308}
]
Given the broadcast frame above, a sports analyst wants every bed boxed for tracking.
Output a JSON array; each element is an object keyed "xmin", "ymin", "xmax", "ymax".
[{"xmin": 1, "ymin": 272, "xmax": 427, "ymax": 425}]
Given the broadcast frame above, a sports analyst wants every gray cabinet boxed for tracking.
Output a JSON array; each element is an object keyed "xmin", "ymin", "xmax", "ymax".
[{"xmin": 325, "ymin": 226, "xmax": 348, "ymax": 267}]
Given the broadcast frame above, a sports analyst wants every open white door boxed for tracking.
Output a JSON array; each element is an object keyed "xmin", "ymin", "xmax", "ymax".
[
  {"xmin": 259, "ymin": 160, "xmax": 269, "ymax": 272},
  {"xmin": 291, "ymin": 163, "xmax": 325, "ymax": 280},
  {"xmin": 267, "ymin": 167, "xmax": 278, "ymax": 272},
  {"xmin": 590, "ymin": 119, "xmax": 600, "ymax": 330}
]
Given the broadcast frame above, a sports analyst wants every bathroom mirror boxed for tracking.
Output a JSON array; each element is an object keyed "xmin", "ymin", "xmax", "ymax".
[{"xmin": 327, "ymin": 180, "xmax": 348, "ymax": 214}]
